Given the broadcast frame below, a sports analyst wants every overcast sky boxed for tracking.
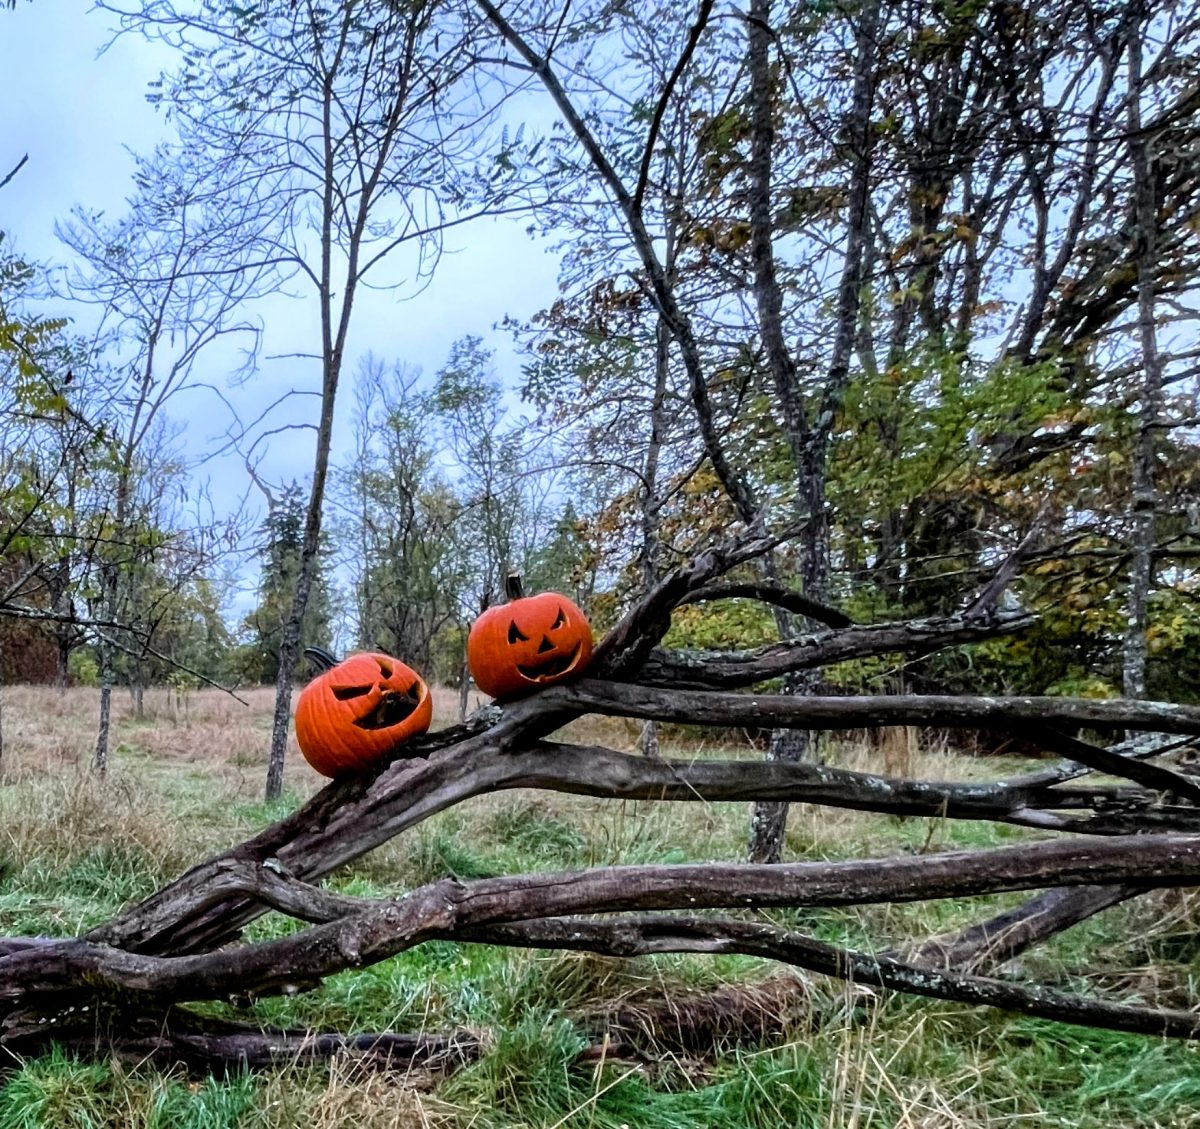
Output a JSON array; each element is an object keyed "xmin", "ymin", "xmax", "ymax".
[{"xmin": 1, "ymin": 2, "xmax": 564, "ymax": 527}]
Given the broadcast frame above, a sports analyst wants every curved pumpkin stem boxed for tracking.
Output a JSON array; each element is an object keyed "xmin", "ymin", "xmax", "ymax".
[
  {"xmin": 303, "ymin": 646, "xmax": 341, "ymax": 673},
  {"xmin": 504, "ymin": 573, "xmax": 524, "ymax": 602}
]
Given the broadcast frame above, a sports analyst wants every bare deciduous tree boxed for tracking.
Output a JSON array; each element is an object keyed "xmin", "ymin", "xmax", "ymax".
[
  {"xmin": 101, "ymin": 0, "xmax": 524, "ymax": 797},
  {"xmin": 56, "ymin": 151, "xmax": 264, "ymax": 771}
]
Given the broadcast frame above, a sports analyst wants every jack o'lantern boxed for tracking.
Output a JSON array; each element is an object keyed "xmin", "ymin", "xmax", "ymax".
[
  {"xmin": 467, "ymin": 575, "xmax": 593, "ymax": 700},
  {"xmin": 294, "ymin": 648, "xmax": 433, "ymax": 777}
]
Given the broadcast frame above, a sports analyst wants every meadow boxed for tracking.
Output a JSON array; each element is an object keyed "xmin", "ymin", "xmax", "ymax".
[{"xmin": 1, "ymin": 684, "xmax": 1200, "ymax": 1128}]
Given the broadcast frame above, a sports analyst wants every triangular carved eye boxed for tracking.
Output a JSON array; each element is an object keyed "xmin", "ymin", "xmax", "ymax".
[
  {"xmin": 552, "ymin": 607, "xmax": 566, "ymax": 629},
  {"xmin": 332, "ymin": 683, "xmax": 373, "ymax": 700},
  {"xmin": 377, "ymin": 658, "xmax": 393, "ymax": 677},
  {"xmin": 508, "ymin": 621, "xmax": 529, "ymax": 644}
]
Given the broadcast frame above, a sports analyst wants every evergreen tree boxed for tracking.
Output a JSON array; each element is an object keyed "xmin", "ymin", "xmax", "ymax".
[{"xmin": 240, "ymin": 484, "xmax": 332, "ymax": 684}]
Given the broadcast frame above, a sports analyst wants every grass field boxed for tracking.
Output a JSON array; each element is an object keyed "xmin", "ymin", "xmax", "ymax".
[{"xmin": 2, "ymin": 684, "xmax": 1200, "ymax": 1127}]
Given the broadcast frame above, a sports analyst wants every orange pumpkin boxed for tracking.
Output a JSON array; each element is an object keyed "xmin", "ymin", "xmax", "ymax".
[
  {"xmin": 467, "ymin": 575, "xmax": 593, "ymax": 700},
  {"xmin": 294, "ymin": 649, "xmax": 432, "ymax": 777}
]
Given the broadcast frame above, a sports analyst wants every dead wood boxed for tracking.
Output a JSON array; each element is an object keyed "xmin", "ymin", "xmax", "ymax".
[
  {"xmin": 637, "ymin": 610, "xmax": 1035, "ymax": 689},
  {"xmin": 0, "ymin": 1007, "xmax": 484, "ymax": 1078},
  {"xmin": 467, "ymin": 915, "xmax": 1200, "ymax": 1039},
  {"xmin": 586, "ymin": 974, "xmax": 812, "ymax": 1055},
  {"xmin": 903, "ymin": 884, "xmax": 1141, "ymax": 973},
  {"xmin": 5, "ymin": 534, "xmax": 1200, "ymax": 1064},
  {"xmin": 9, "ymin": 834, "xmax": 1200, "ymax": 1015}
]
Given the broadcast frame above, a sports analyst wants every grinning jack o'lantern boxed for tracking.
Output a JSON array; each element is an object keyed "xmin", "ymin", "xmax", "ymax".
[
  {"xmin": 294, "ymin": 648, "xmax": 433, "ymax": 777},
  {"xmin": 467, "ymin": 575, "xmax": 593, "ymax": 700}
]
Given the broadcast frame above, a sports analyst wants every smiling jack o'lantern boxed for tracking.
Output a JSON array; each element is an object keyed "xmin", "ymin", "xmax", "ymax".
[
  {"xmin": 467, "ymin": 575, "xmax": 593, "ymax": 700},
  {"xmin": 294, "ymin": 648, "xmax": 433, "ymax": 777}
]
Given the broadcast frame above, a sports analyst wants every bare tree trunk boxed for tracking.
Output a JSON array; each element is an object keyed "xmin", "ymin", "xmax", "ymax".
[
  {"xmin": 94, "ymin": 639, "xmax": 114, "ymax": 777},
  {"xmin": 459, "ymin": 646, "xmax": 471, "ymax": 723},
  {"xmin": 264, "ymin": 85, "xmax": 347, "ymax": 799},
  {"xmin": 0, "ymin": 637, "xmax": 6, "ymax": 773},
  {"xmin": 1122, "ymin": 12, "xmax": 1162, "ymax": 700},
  {"xmin": 748, "ymin": 675, "xmax": 817, "ymax": 863},
  {"xmin": 264, "ymin": 8, "xmax": 376, "ymax": 798},
  {"xmin": 638, "ymin": 315, "xmax": 671, "ymax": 757},
  {"xmin": 132, "ymin": 659, "xmax": 146, "ymax": 720},
  {"xmin": 263, "ymin": 352, "xmax": 338, "ymax": 802},
  {"xmin": 93, "ymin": 539, "xmax": 122, "ymax": 777},
  {"xmin": 50, "ymin": 470, "xmax": 81, "ymax": 695},
  {"xmin": 51, "ymin": 575, "xmax": 74, "ymax": 695},
  {"xmin": 746, "ymin": 0, "xmax": 879, "ymax": 862},
  {"xmin": 55, "ymin": 633, "xmax": 71, "ymax": 694},
  {"xmin": 264, "ymin": 628, "xmax": 301, "ymax": 800}
]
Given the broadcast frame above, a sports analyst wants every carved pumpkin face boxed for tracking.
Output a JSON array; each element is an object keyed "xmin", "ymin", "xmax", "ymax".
[
  {"xmin": 294, "ymin": 651, "xmax": 432, "ymax": 778},
  {"xmin": 467, "ymin": 578, "xmax": 593, "ymax": 700}
]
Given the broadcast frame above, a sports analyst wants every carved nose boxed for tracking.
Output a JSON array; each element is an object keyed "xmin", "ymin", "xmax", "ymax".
[{"xmin": 537, "ymin": 635, "xmax": 555, "ymax": 654}]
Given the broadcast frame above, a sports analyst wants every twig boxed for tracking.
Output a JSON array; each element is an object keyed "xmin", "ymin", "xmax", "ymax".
[
  {"xmin": 679, "ymin": 581, "xmax": 854, "ymax": 628},
  {"xmin": 0, "ymin": 153, "xmax": 27, "ymax": 191}
]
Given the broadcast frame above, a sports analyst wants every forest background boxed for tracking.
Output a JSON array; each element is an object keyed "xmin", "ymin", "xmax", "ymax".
[{"xmin": 1, "ymin": 0, "xmax": 1198, "ymax": 800}]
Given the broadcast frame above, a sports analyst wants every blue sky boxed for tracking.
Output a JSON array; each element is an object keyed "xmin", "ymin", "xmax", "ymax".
[{"xmin": 2, "ymin": 2, "xmax": 563, "ymax": 515}]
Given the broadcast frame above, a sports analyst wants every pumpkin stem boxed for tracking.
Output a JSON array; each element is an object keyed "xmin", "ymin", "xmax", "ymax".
[
  {"xmin": 304, "ymin": 646, "xmax": 340, "ymax": 672},
  {"xmin": 504, "ymin": 572, "xmax": 524, "ymax": 602}
]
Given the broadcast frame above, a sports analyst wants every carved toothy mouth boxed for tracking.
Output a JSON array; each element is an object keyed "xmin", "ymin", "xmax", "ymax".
[
  {"xmin": 517, "ymin": 642, "xmax": 583, "ymax": 682},
  {"xmin": 352, "ymin": 681, "xmax": 424, "ymax": 730}
]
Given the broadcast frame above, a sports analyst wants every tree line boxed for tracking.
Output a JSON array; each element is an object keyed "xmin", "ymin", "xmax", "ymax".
[{"xmin": 1, "ymin": 0, "xmax": 1198, "ymax": 813}]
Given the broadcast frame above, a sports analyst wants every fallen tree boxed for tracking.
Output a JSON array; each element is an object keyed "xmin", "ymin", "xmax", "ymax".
[{"xmin": 3, "ymin": 528, "xmax": 1200, "ymax": 1073}]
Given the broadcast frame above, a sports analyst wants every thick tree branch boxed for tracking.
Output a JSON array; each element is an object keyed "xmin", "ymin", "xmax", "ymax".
[
  {"xmin": 465, "ymin": 915, "xmax": 1200, "ymax": 1039},
  {"xmin": 1008, "ymin": 734, "xmax": 1194, "ymax": 789},
  {"xmin": 632, "ymin": 0, "xmax": 715, "ymax": 212},
  {"xmin": 0, "ymin": 1009, "xmax": 483, "ymax": 1076},
  {"xmin": 554, "ymin": 680, "xmax": 1200, "ymax": 741},
  {"xmin": 475, "ymin": 0, "xmax": 759, "ymax": 521},
  {"xmin": 14, "ymin": 834, "xmax": 1200, "ymax": 1010},
  {"xmin": 1013, "ymin": 725, "xmax": 1200, "ymax": 804},
  {"xmin": 637, "ymin": 610, "xmax": 1034, "ymax": 688},
  {"xmin": 903, "ymin": 884, "xmax": 1139, "ymax": 973},
  {"xmin": 91, "ymin": 683, "xmax": 1200, "ymax": 960},
  {"xmin": 963, "ymin": 517, "xmax": 1046, "ymax": 618}
]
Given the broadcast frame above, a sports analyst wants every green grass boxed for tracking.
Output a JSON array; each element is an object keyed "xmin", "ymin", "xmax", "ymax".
[
  {"xmin": 4, "ymin": 722, "xmax": 1200, "ymax": 1127},
  {"xmin": 0, "ymin": 1047, "xmax": 260, "ymax": 1129},
  {"xmin": 6, "ymin": 1016, "xmax": 1200, "ymax": 1129}
]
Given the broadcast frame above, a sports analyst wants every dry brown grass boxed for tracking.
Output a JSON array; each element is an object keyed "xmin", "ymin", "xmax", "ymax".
[
  {"xmin": 0, "ymin": 682, "xmax": 634, "ymax": 776},
  {"xmin": 0, "ymin": 682, "xmax": 1036, "ymax": 894},
  {"xmin": 254, "ymin": 1062, "xmax": 466, "ymax": 1129}
]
